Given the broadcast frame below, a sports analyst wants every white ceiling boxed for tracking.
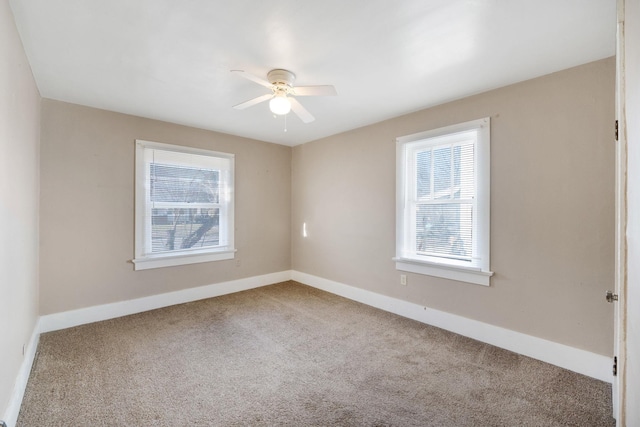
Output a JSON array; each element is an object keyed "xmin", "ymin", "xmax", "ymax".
[{"xmin": 9, "ymin": 0, "xmax": 616, "ymax": 146}]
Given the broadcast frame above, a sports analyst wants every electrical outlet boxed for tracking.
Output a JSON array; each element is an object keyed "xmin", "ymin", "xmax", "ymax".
[
  {"xmin": 235, "ymin": 259, "xmax": 241, "ymax": 268},
  {"xmin": 400, "ymin": 274, "xmax": 407, "ymax": 286}
]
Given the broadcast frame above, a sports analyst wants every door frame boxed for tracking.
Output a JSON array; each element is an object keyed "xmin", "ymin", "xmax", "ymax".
[{"xmin": 613, "ymin": 0, "xmax": 627, "ymax": 422}]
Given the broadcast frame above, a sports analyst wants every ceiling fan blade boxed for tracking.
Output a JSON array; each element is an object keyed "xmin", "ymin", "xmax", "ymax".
[
  {"xmin": 233, "ymin": 93, "xmax": 273, "ymax": 110},
  {"xmin": 293, "ymin": 85, "xmax": 337, "ymax": 96},
  {"xmin": 289, "ymin": 97, "xmax": 315, "ymax": 123},
  {"xmin": 231, "ymin": 70, "xmax": 273, "ymax": 88}
]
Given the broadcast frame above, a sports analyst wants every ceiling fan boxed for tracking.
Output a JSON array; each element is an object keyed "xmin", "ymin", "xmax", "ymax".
[{"xmin": 231, "ymin": 69, "xmax": 337, "ymax": 123}]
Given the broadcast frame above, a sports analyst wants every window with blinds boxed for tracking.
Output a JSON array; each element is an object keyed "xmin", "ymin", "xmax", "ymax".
[
  {"xmin": 133, "ymin": 140, "xmax": 235, "ymax": 270},
  {"xmin": 395, "ymin": 118, "xmax": 492, "ymax": 286}
]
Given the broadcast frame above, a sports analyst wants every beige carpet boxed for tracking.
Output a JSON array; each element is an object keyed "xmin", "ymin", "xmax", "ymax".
[{"xmin": 18, "ymin": 281, "xmax": 614, "ymax": 426}]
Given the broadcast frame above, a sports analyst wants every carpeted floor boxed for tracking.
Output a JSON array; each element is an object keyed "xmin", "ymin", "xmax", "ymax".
[{"xmin": 17, "ymin": 281, "xmax": 615, "ymax": 426}]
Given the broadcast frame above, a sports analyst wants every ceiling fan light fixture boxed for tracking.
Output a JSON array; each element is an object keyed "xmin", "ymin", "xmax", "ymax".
[{"xmin": 269, "ymin": 95, "xmax": 291, "ymax": 115}]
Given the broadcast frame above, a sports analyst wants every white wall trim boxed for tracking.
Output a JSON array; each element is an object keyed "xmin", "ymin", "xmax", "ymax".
[
  {"xmin": 39, "ymin": 270, "xmax": 292, "ymax": 333},
  {"xmin": 291, "ymin": 270, "xmax": 612, "ymax": 383},
  {"xmin": 2, "ymin": 320, "xmax": 40, "ymax": 427}
]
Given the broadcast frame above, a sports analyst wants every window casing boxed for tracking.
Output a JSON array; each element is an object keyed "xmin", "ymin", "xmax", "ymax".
[
  {"xmin": 133, "ymin": 140, "xmax": 235, "ymax": 270},
  {"xmin": 395, "ymin": 118, "xmax": 492, "ymax": 286}
]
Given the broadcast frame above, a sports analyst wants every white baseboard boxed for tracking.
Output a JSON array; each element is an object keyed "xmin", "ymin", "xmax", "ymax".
[
  {"xmin": 291, "ymin": 270, "xmax": 612, "ymax": 383},
  {"xmin": 39, "ymin": 270, "xmax": 292, "ymax": 333},
  {"xmin": 2, "ymin": 320, "xmax": 40, "ymax": 427}
]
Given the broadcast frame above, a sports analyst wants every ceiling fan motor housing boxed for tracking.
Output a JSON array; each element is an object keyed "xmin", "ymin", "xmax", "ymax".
[{"xmin": 268, "ymin": 69, "xmax": 296, "ymax": 87}]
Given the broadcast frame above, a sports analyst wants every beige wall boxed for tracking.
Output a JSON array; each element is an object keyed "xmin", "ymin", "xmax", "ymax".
[
  {"xmin": 292, "ymin": 58, "xmax": 616, "ymax": 356},
  {"xmin": 39, "ymin": 100, "xmax": 291, "ymax": 315},
  {"xmin": 0, "ymin": 0, "xmax": 40, "ymax": 419}
]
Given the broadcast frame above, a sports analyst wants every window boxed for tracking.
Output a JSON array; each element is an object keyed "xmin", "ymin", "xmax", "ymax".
[
  {"xmin": 133, "ymin": 140, "xmax": 235, "ymax": 270},
  {"xmin": 395, "ymin": 118, "xmax": 492, "ymax": 286}
]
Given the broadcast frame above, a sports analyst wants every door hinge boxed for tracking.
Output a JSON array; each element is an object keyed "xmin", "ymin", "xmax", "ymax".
[
  {"xmin": 613, "ymin": 356, "xmax": 618, "ymax": 376},
  {"xmin": 615, "ymin": 120, "xmax": 619, "ymax": 141}
]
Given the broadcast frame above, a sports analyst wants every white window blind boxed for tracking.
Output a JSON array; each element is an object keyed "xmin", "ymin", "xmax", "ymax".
[
  {"xmin": 412, "ymin": 135, "xmax": 475, "ymax": 261},
  {"xmin": 134, "ymin": 140, "xmax": 235, "ymax": 270}
]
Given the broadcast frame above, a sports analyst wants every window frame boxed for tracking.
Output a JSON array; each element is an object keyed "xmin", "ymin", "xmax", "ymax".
[
  {"xmin": 394, "ymin": 118, "xmax": 493, "ymax": 286},
  {"xmin": 133, "ymin": 140, "xmax": 235, "ymax": 271}
]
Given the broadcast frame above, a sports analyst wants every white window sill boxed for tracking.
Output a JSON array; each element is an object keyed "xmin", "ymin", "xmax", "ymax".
[
  {"xmin": 133, "ymin": 249, "xmax": 236, "ymax": 271},
  {"xmin": 393, "ymin": 257, "xmax": 493, "ymax": 286}
]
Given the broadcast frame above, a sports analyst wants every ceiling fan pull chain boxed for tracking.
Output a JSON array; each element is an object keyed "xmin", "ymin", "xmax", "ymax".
[{"xmin": 284, "ymin": 112, "xmax": 288, "ymax": 132}]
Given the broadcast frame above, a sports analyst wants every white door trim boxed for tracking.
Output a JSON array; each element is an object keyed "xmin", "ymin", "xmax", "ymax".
[{"xmin": 613, "ymin": 0, "xmax": 627, "ymax": 422}]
